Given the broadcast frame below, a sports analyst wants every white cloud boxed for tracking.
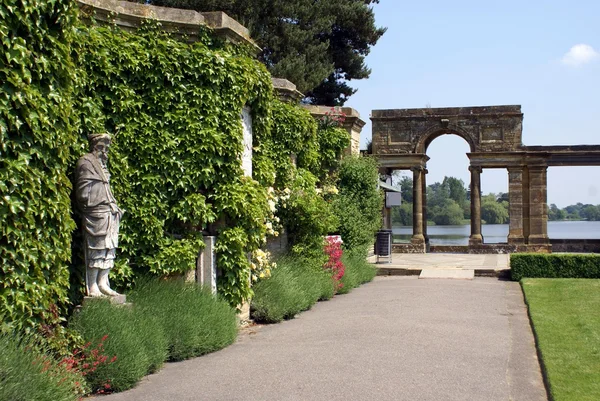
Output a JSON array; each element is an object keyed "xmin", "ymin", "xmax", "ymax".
[{"xmin": 561, "ymin": 44, "xmax": 599, "ymax": 66}]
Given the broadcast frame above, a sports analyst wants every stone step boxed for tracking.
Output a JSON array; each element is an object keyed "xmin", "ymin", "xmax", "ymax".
[{"xmin": 419, "ymin": 269, "xmax": 475, "ymax": 280}]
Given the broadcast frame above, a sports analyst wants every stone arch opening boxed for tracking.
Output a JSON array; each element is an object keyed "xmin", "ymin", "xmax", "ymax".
[
  {"xmin": 423, "ymin": 134, "xmax": 471, "ymax": 246},
  {"xmin": 418, "ymin": 128, "xmax": 477, "ymax": 154}
]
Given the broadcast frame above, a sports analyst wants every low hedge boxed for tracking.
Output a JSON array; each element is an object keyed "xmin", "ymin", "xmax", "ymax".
[
  {"xmin": 511, "ymin": 253, "xmax": 600, "ymax": 281},
  {"xmin": 129, "ymin": 279, "xmax": 238, "ymax": 362},
  {"xmin": 338, "ymin": 250, "xmax": 378, "ymax": 294},
  {"xmin": 0, "ymin": 334, "xmax": 81, "ymax": 401},
  {"xmin": 69, "ymin": 279, "xmax": 237, "ymax": 394},
  {"xmin": 69, "ymin": 299, "xmax": 163, "ymax": 393},
  {"xmin": 251, "ymin": 255, "xmax": 335, "ymax": 323}
]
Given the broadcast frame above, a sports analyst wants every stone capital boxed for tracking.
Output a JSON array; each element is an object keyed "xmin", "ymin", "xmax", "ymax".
[
  {"xmin": 411, "ymin": 165, "xmax": 425, "ymax": 172},
  {"xmin": 469, "ymin": 165, "xmax": 483, "ymax": 174},
  {"xmin": 507, "ymin": 166, "xmax": 525, "ymax": 173}
]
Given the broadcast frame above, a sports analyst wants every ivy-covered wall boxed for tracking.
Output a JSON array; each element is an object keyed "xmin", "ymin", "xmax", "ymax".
[
  {"xmin": 1, "ymin": 0, "xmax": 79, "ymax": 331},
  {"xmin": 1, "ymin": 1, "xmax": 356, "ymax": 331},
  {"xmin": 71, "ymin": 22, "xmax": 275, "ymax": 308}
]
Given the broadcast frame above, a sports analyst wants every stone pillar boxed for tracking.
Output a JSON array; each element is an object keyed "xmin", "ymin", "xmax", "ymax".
[
  {"xmin": 522, "ymin": 166, "xmax": 530, "ymax": 242},
  {"xmin": 411, "ymin": 166, "xmax": 425, "ymax": 244},
  {"xmin": 469, "ymin": 166, "xmax": 483, "ymax": 245},
  {"xmin": 240, "ymin": 106, "xmax": 253, "ymax": 177},
  {"xmin": 422, "ymin": 169, "xmax": 429, "ymax": 250},
  {"xmin": 271, "ymin": 78, "xmax": 304, "ymax": 103},
  {"xmin": 527, "ymin": 166, "xmax": 549, "ymax": 245},
  {"xmin": 197, "ymin": 236, "xmax": 217, "ymax": 294},
  {"xmin": 302, "ymin": 105, "xmax": 365, "ymax": 156},
  {"xmin": 507, "ymin": 167, "xmax": 525, "ymax": 244}
]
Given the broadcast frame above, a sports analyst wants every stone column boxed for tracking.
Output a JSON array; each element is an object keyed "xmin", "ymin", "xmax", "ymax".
[
  {"xmin": 411, "ymin": 166, "xmax": 425, "ymax": 244},
  {"xmin": 527, "ymin": 165, "xmax": 549, "ymax": 245},
  {"xmin": 422, "ymin": 169, "xmax": 429, "ymax": 250},
  {"xmin": 507, "ymin": 167, "xmax": 525, "ymax": 244},
  {"xmin": 469, "ymin": 166, "xmax": 483, "ymax": 245}
]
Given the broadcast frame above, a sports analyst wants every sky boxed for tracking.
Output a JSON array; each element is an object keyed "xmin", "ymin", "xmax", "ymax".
[{"xmin": 344, "ymin": 0, "xmax": 600, "ymax": 208}]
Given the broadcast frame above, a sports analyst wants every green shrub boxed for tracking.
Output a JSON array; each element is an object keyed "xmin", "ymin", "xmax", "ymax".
[
  {"xmin": 129, "ymin": 279, "xmax": 238, "ymax": 362},
  {"xmin": 279, "ymin": 170, "xmax": 338, "ymax": 256},
  {"xmin": 69, "ymin": 299, "xmax": 158, "ymax": 392},
  {"xmin": 511, "ymin": 253, "xmax": 600, "ymax": 281},
  {"xmin": 0, "ymin": 334, "xmax": 80, "ymax": 401},
  {"xmin": 334, "ymin": 156, "xmax": 383, "ymax": 255},
  {"xmin": 338, "ymin": 249, "xmax": 377, "ymax": 294},
  {"xmin": 251, "ymin": 255, "xmax": 335, "ymax": 323}
]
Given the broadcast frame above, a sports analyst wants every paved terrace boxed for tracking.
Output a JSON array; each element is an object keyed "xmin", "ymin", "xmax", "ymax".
[
  {"xmin": 104, "ymin": 275, "xmax": 546, "ymax": 401},
  {"xmin": 371, "ymin": 253, "xmax": 510, "ymax": 278}
]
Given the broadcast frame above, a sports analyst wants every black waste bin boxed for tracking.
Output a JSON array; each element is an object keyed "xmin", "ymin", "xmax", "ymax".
[{"xmin": 375, "ymin": 229, "xmax": 392, "ymax": 263}]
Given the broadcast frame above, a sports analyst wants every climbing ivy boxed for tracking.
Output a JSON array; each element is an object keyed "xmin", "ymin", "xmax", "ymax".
[
  {"xmin": 71, "ymin": 21, "xmax": 274, "ymax": 307},
  {"xmin": 1, "ymin": 1, "xmax": 353, "ymax": 324},
  {"xmin": 0, "ymin": 0, "xmax": 79, "ymax": 331}
]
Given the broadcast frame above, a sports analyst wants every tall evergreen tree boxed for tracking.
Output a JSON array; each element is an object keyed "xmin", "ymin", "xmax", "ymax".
[{"xmin": 146, "ymin": 0, "xmax": 386, "ymax": 105}]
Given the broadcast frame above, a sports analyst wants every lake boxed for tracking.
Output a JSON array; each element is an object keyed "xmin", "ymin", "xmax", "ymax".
[{"xmin": 392, "ymin": 221, "xmax": 600, "ymax": 245}]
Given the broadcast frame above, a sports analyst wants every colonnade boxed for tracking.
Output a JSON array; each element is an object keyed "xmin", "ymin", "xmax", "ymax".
[{"xmin": 400, "ymin": 164, "xmax": 550, "ymax": 251}]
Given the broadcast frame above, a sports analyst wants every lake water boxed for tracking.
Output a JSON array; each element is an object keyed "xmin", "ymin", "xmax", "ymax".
[{"xmin": 392, "ymin": 221, "xmax": 600, "ymax": 245}]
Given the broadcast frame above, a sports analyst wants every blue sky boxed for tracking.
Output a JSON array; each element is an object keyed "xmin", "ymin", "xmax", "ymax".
[{"xmin": 345, "ymin": 0, "xmax": 600, "ymax": 208}]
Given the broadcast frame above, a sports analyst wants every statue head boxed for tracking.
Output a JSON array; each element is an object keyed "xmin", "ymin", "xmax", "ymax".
[{"xmin": 88, "ymin": 133, "xmax": 112, "ymax": 164}]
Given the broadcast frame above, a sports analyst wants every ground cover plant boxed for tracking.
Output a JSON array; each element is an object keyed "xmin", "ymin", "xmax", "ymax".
[{"xmin": 521, "ymin": 279, "xmax": 600, "ymax": 401}]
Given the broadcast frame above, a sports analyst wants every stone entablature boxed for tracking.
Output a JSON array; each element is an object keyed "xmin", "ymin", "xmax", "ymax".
[
  {"xmin": 372, "ymin": 105, "xmax": 523, "ymax": 155},
  {"xmin": 77, "ymin": 0, "xmax": 260, "ymax": 51}
]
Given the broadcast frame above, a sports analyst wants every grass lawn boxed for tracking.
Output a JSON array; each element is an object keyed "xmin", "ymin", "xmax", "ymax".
[{"xmin": 521, "ymin": 279, "xmax": 600, "ymax": 401}]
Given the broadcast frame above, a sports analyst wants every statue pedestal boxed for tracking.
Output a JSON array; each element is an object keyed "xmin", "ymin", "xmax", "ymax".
[{"xmin": 83, "ymin": 294, "xmax": 128, "ymax": 305}]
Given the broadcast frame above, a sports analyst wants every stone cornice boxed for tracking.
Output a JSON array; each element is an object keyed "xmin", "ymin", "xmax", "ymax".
[
  {"xmin": 302, "ymin": 105, "xmax": 366, "ymax": 131},
  {"xmin": 271, "ymin": 78, "xmax": 304, "ymax": 103},
  {"xmin": 77, "ymin": 0, "xmax": 260, "ymax": 52}
]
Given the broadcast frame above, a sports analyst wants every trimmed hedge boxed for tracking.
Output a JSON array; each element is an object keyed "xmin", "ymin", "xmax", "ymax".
[{"xmin": 511, "ymin": 253, "xmax": 600, "ymax": 281}]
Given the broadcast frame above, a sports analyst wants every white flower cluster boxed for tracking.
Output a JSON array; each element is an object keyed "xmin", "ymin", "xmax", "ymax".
[
  {"xmin": 250, "ymin": 248, "xmax": 277, "ymax": 282},
  {"xmin": 262, "ymin": 187, "xmax": 292, "ymax": 240},
  {"xmin": 315, "ymin": 185, "xmax": 339, "ymax": 195}
]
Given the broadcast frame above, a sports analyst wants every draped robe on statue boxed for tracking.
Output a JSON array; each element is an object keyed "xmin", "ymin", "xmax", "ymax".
[{"xmin": 75, "ymin": 154, "xmax": 120, "ymax": 270}]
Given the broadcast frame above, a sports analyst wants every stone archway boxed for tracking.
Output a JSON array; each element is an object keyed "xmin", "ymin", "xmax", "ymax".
[{"xmin": 371, "ymin": 105, "xmax": 600, "ymax": 253}]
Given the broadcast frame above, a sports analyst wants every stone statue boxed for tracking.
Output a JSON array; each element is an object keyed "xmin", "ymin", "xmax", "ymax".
[{"xmin": 75, "ymin": 133, "xmax": 123, "ymax": 298}]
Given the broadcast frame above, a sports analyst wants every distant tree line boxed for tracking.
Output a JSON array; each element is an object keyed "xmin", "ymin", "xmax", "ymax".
[
  {"xmin": 391, "ymin": 176, "xmax": 600, "ymax": 226},
  {"xmin": 549, "ymin": 203, "xmax": 600, "ymax": 221}
]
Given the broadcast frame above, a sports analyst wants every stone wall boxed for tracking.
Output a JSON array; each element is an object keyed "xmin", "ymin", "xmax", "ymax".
[
  {"xmin": 392, "ymin": 243, "xmax": 426, "ymax": 253},
  {"xmin": 550, "ymin": 239, "xmax": 600, "ymax": 253}
]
